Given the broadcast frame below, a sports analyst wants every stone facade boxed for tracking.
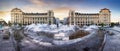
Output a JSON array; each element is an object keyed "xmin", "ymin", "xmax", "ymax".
[
  {"xmin": 11, "ymin": 8, "xmax": 55, "ymax": 25},
  {"xmin": 68, "ymin": 8, "xmax": 111, "ymax": 26}
]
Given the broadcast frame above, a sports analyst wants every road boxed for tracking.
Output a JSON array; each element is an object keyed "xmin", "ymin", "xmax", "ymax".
[
  {"xmin": 103, "ymin": 28, "xmax": 120, "ymax": 51},
  {"xmin": 0, "ymin": 29, "xmax": 15, "ymax": 51}
]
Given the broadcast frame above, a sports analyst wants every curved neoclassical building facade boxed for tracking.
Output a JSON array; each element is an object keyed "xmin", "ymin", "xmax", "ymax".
[
  {"xmin": 11, "ymin": 8, "xmax": 55, "ymax": 25},
  {"xmin": 68, "ymin": 8, "xmax": 111, "ymax": 26}
]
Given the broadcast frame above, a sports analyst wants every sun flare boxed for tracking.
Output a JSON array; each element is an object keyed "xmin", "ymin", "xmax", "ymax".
[
  {"xmin": 0, "ymin": 11, "xmax": 11, "ymax": 23},
  {"xmin": 3, "ymin": 14, "xmax": 11, "ymax": 23}
]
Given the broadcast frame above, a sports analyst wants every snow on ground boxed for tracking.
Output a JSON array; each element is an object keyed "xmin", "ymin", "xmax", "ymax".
[
  {"xmin": 84, "ymin": 25, "xmax": 98, "ymax": 32},
  {"xmin": 23, "ymin": 24, "xmax": 99, "ymax": 46},
  {"xmin": 53, "ymin": 25, "xmax": 98, "ymax": 45},
  {"xmin": 53, "ymin": 31, "xmax": 97, "ymax": 45},
  {"xmin": 112, "ymin": 26, "xmax": 120, "ymax": 31},
  {"xmin": 0, "ymin": 26, "xmax": 10, "ymax": 30},
  {"xmin": 103, "ymin": 26, "xmax": 120, "ymax": 51},
  {"xmin": 25, "ymin": 24, "xmax": 80, "ymax": 36},
  {"xmin": 0, "ymin": 29, "xmax": 15, "ymax": 51},
  {"xmin": 82, "ymin": 25, "xmax": 88, "ymax": 29}
]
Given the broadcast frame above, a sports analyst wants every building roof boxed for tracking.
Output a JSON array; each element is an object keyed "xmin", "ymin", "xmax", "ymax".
[
  {"xmin": 75, "ymin": 13, "xmax": 99, "ymax": 15},
  {"xmin": 24, "ymin": 13, "xmax": 48, "ymax": 15},
  {"xmin": 100, "ymin": 8, "xmax": 111, "ymax": 13},
  {"xmin": 101, "ymin": 8, "xmax": 109, "ymax": 10},
  {"xmin": 11, "ymin": 8, "xmax": 22, "ymax": 12}
]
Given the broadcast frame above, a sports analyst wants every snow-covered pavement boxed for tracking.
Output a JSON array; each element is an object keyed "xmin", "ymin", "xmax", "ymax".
[
  {"xmin": 23, "ymin": 24, "xmax": 99, "ymax": 45},
  {"xmin": 20, "ymin": 30, "xmax": 104, "ymax": 51},
  {"xmin": 0, "ymin": 29, "xmax": 15, "ymax": 51},
  {"xmin": 103, "ymin": 27, "xmax": 120, "ymax": 51},
  {"xmin": 25, "ymin": 24, "xmax": 80, "ymax": 35},
  {"xmin": 19, "ymin": 25, "xmax": 104, "ymax": 51},
  {"xmin": 0, "ymin": 25, "xmax": 105, "ymax": 51}
]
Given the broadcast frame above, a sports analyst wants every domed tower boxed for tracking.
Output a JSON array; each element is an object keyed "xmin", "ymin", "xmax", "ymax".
[
  {"xmin": 47, "ymin": 10, "xmax": 54, "ymax": 24},
  {"xmin": 99, "ymin": 8, "xmax": 111, "ymax": 26},
  {"xmin": 11, "ymin": 8, "xmax": 24, "ymax": 24},
  {"xmin": 69, "ymin": 10, "xmax": 75, "ymax": 25}
]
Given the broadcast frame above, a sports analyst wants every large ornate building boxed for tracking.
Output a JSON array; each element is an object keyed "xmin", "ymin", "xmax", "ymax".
[
  {"xmin": 68, "ymin": 8, "xmax": 111, "ymax": 26},
  {"xmin": 11, "ymin": 8, "xmax": 55, "ymax": 25}
]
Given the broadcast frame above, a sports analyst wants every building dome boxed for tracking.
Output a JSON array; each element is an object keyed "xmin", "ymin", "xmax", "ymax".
[
  {"xmin": 11, "ymin": 8, "xmax": 22, "ymax": 12},
  {"xmin": 102, "ymin": 8, "xmax": 109, "ymax": 10},
  {"xmin": 100, "ymin": 8, "xmax": 111, "ymax": 13}
]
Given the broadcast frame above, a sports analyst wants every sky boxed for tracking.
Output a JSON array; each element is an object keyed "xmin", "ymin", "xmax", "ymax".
[{"xmin": 0, "ymin": 0, "xmax": 120, "ymax": 22}]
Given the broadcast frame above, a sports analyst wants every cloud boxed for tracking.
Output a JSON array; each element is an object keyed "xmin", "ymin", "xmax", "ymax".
[
  {"xmin": 22, "ymin": 5, "xmax": 46, "ymax": 13},
  {"xmin": 27, "ymin": 0, "xmax": 56, "ymax": 11},
  {"xmin": 53, "ymin": 7, "xmax": 75, "ymax": 20},
  {"xmin": 0, "ymin": 11, "xmax": 9, "ymax": 18},
  {"xmin": 0, "ymin": 11, "xmax": 10, "ymax": 22},
  {"xmin": 30, "ymin": 0, "xmax": 50, "ymax": 6},
  {"xmin": 53, "ymin": 7, "xmax": 75, "ymax": 12}
]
